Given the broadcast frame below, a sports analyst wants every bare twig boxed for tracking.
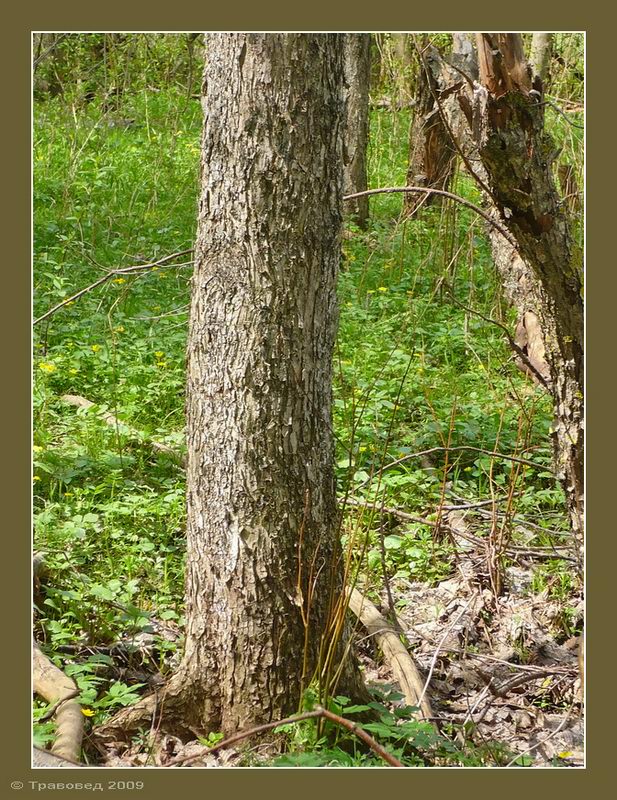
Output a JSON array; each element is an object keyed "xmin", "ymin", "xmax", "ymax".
[
  {"xmin": 33, "ymin": 249, "xmax": 193, "ymax": 326},
  {"xmin": 504, "ymin": 702, "xmax": 575, "ymax": 767},
  {"xmin": 356, "ymin": 445, "xmax": 552, "ymax": 491},
  {"xmin": 417, "ymin": 597, "xmax": 476, "ymax": 708},
  {"xmin": 164, "ymin": 706, "xmax": 404, "ymax": 768},
  {"xmin": 444, "ymin": 287, "xmax": 551, "ymax": 390},
  {"xmin": 33, "ymin": 33, "xmax": 69, "ymax": 69}
]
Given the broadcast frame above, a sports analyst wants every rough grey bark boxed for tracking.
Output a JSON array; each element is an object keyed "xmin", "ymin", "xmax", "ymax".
[
  {"xmin": 181, "ymin": 32, "xmax": 366, "ymax": 735},
  {"xmin": 97, "ymin": 33, "xmax": 367, "ymax": 743},
  {"xmin": 343, "ymin": 34, "xmax": 371, "ymax": 228},
  {"xmin": 469, "ymin": 34, "xmax": 584, "ymax": 541}
]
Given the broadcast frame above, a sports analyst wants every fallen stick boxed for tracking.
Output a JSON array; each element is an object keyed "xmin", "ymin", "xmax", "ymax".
[
  {"xmin": 61, "ymin": 394, "xmax": 185, "ymax": 464},
  {"xmin": 347, "ymin": 588, "xmax": 435, "ymax": 727}
]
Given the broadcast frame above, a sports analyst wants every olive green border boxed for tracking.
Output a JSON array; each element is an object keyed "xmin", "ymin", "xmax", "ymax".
[{"xmin": 3, "ymin": 3, "xmax": 607, "ymax": 797}]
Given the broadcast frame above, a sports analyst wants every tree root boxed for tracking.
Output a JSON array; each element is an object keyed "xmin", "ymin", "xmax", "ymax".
[{"xmin": 33, "ymin": 642, "xmax": 84, "ymax": 763}]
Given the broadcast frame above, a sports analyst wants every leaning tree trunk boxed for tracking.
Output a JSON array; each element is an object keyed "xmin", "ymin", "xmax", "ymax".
[
  {"xmin": 470, "ymin": 33, "xmax": 584, "ymax": 541},
  {"xmin": 446, "ymin": 34, "xmax": 551, "ymax": 386},
  {"xmin": 343, "ymin": 33, "xmax": 371, "ymax": 229},
  {"xmin": 98, "ymin": 34, "xmax": 366, "ymax": 742}
]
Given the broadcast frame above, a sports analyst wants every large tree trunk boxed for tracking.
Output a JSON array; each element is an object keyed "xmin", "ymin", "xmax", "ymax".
[
  {"xmin": 343, "ymin": 34, "xmax": 371, "ymax": 229},
  {"xmin": 180, "ymin": 32, "xmax": 365, "ymax": 736},
  {"xmin": 168, "ymin": 33, "xmax": 363, "ymax": 739},
  {"xmin": 97, "ymin": 33, "xmax": 367, "ymax": 745},
  {"xmin": 470, "ymin": 33, "xmax": 584, "ymax": 542},
  {"xmin": 96, "ymin": 33, "xmax": 367, "ymax": 745}
]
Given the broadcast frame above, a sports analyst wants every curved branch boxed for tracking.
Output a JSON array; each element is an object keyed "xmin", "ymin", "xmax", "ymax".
[{"xmin": 343, "ymin": 186, "xmax": 518, "ymax": 247}]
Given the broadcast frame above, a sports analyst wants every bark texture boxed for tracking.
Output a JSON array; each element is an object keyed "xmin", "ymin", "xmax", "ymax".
[
  {"xmin": 470, "ymin": 34, "xmax": 584, "ymax": 540},
  {"xmin": 343, "ymin": 34, "xmax": 371, "ymax": 228},
  {"xmin": 179, "ymin": 33, "xmax": 364, "ymax": 735},
  {"xmin": 404, "ymin": 41, "xmax": 456, "ymax": 215}
]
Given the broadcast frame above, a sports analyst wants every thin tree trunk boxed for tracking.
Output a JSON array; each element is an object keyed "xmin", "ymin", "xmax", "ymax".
[
  {"xmin": 391, "ymin": 34, "xmax": 413, "ymax": 106},
  {"xmin": 530, "ymin": 33, "xmax": 553, "ymax": 83},
  {"xmin": 343, "ymin": 34, "xmax": 371, "ymax": 229}
]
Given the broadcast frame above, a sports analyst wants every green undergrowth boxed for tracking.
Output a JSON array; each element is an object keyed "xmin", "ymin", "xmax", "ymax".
[{"xmin": 33, "ymin": 88, "xmax": 575, "ymax": 766}]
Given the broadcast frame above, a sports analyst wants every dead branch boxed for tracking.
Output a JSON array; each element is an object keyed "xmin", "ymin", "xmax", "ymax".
[
  {"xmin": 356, "ymin": 445, "xmax": 552, "ymax": 491},
  {"xmin": 347, "ymin": 587, "xmax": 435, "ymax": 726},
  {"xmin": 343, "ymin": 187, "xmax": 517, "ymax": 248},
  {"xmin": 61, "ymin": 394, "xmax": 185, "ymax": 464},
  {"xmin": 164, "ymin": 705, "xmax": 404, "ymax": 768}
]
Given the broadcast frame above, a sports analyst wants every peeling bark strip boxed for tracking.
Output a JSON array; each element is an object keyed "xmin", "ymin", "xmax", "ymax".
[
  {"xmin": 179, "ymin": 33, "xmax": 364, "ymax": 735},
  {"xmin": 471, "ymin": 34, "xmax": 584, "ymax": 539},
  {"xmin": 343, "ymin": 34, "xmax": 370, "ymax": 229}
]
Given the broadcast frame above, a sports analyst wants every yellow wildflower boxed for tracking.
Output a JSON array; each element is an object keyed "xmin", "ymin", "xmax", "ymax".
[
  {"xmin": 378, "ymin": 286, "xmax": 388, "ymax": 292},
  {"xmin": 38, "ymin": 362, "xmax": 56, "ymax": 373},
  {"xmin": 81, "ymin": 708, "xmax": 95, "ymax": 717},
  {"xmin": 155, "ymin": 351, "xmax": 164, "ymax": 358},
  {"xmin": 33, "ymin": 445, "xmax": 43, "ymax": 453},
  {"xmin": 33, "ymin": 475, "xmax": 41, "ymax": 482},
  {"xmin": 115, "ymin": 325, "xmax": 125, "ymax": 333},
  {"xmin": 91, "ymin": 345, "xmax": 102, "ymax": 353},
  {"xmin": 113, "ymin": 278, "xmax": 126, "ymax": 284},
  {"xmin": 69, "ymin": 368, "xmax": 79, "ymax": 375}
]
